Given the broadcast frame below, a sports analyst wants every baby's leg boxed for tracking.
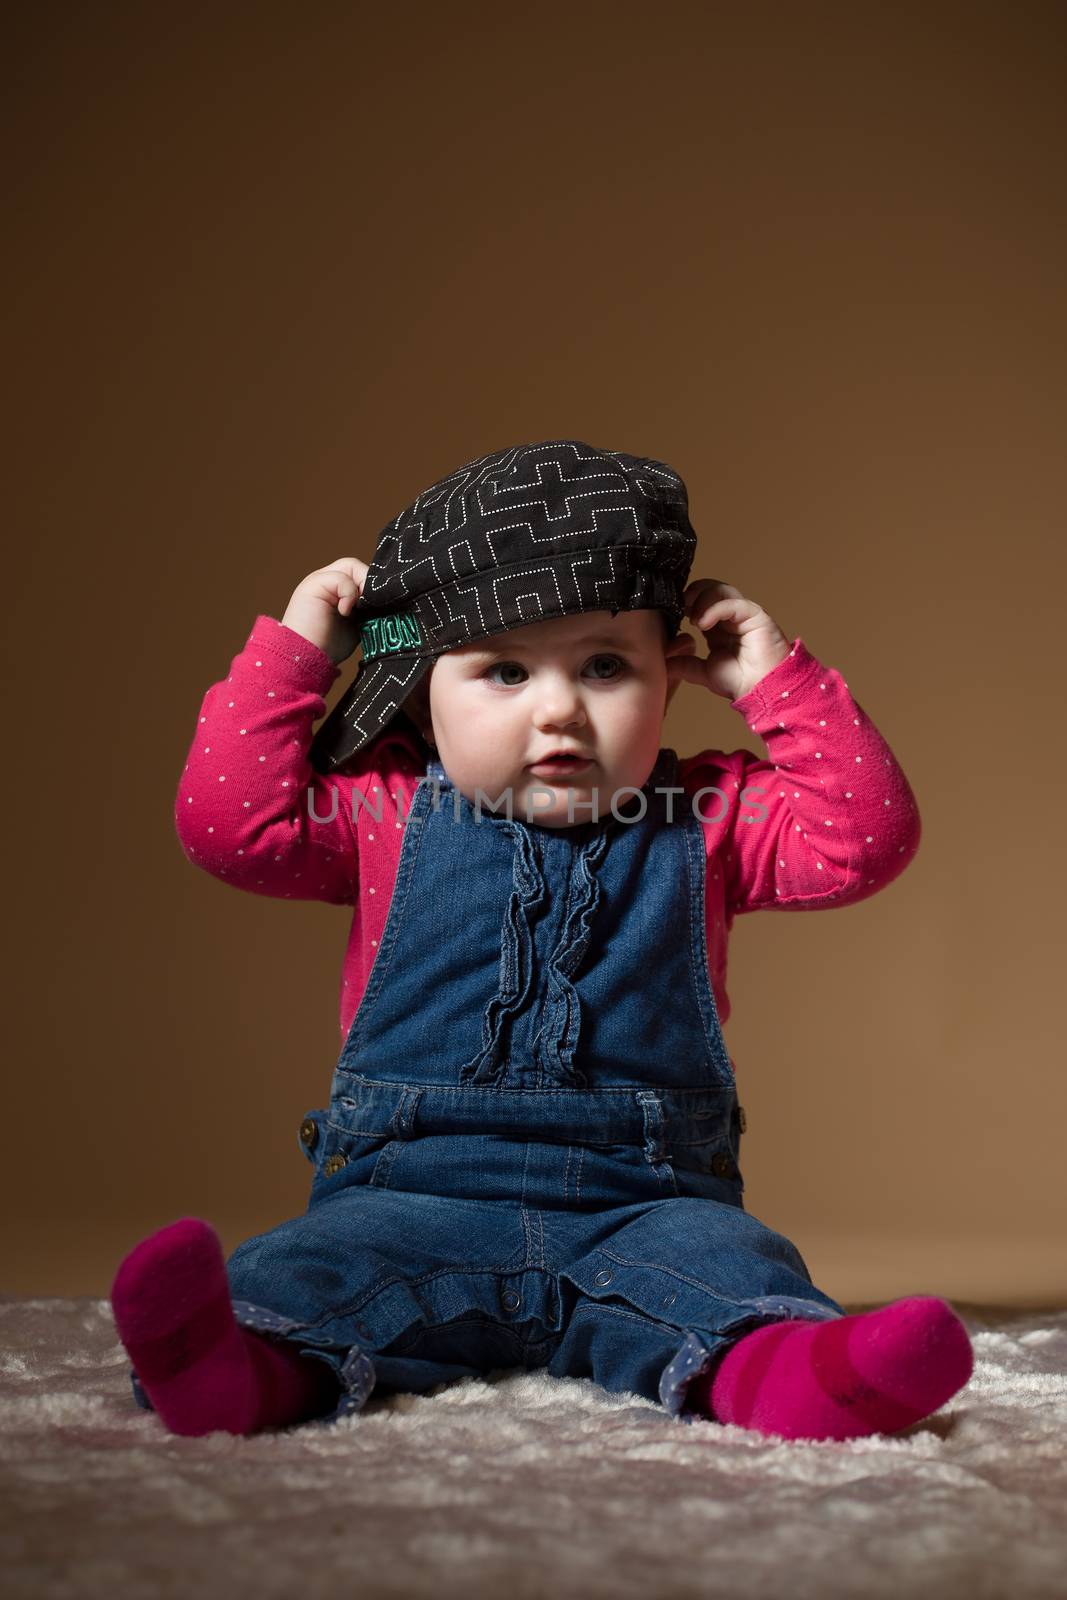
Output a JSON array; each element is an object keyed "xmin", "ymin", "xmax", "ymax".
[
  {"xmin": 110, "ymin": 1218, "xmax": 339, "ymax": 1436},
  {"xmin": 685, "ymin": 1295, "xmax": 974, "ymax": 1442}
]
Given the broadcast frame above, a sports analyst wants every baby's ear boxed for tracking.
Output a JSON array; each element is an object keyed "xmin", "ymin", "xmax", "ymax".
[
  {"xmin": 663, "ymin": 631, "xmax": 698, "ymax": 663},
  {"xmin": 663, "ymin": 631, "xmax": 698, "ymax": 710},
  {"xmin": 404, "ymin": 672, "xmax": 434, "ymax": 741}
]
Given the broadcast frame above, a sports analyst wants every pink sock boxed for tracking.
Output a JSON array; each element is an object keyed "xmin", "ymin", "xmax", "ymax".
[
  {"xmin": 110, "ymin": 1217, "xmax": 339, "ymax": 1436},
  {"xmin": 686, "ymin": 1295, "xmax": 974, "ymax": 1442}
]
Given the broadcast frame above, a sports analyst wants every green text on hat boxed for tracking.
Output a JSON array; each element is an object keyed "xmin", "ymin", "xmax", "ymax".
[{"xmin": 360, "ymin": 613, "xmax": 424, "ymax": 659}]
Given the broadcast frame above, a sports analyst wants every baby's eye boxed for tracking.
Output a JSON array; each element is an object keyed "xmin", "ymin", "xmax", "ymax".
[
  {"xmin": 586, "ymin": 654, "xmax": 624, "ymax": 681},
  {"xmin": 483, "ymin": 661, "xmax": 528, "ymax": 687}
]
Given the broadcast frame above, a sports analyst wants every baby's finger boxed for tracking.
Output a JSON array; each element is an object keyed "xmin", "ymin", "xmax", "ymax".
[
  {"xmin": 693, "ymin": 598, "xmax": 731, "ymax": 629},
  {"xmin": 683, "ymin": 578, "xmax": 740, "ymax": 604},
  {"xmin": 328, "ymin": 555, "xmax": 370, "ymax": 580},
  {"xmin": 312, "ymin": 568, "xmax": 356, "ymax": 616},
  {"xmin": 683, "ymin": 581, "xmax": 720, "ymax": 612},
  {"xmin": 322, "ymin": 558, "xmax": 368, "ymax": 615},
  {"xmin": 336, "ymin": 576, "xmax": 362, "ymax": 615},
  {"xmin": 695, "ymin": 595, "xmax": 755, "ymax": 630}
]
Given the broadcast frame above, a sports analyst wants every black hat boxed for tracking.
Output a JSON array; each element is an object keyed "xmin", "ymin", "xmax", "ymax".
[{"xmin": 309, "ymin": 438, "xmax": 698, "ymax": 774}]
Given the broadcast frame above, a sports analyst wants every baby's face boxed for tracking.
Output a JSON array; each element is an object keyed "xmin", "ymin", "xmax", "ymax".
[{"xmin": 412, "ymin": 609, "xmax": 689, "ymax": 829}]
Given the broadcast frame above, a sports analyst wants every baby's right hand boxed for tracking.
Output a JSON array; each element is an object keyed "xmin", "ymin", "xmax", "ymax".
[{"xmin": 280, "ymin": 556, "xmax": 370, "ymax": 664}]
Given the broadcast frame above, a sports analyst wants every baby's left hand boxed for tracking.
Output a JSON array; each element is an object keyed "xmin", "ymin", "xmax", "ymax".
[{"xmin": 666, "ymin": 579, "xmax": 792, "ymax": 703}]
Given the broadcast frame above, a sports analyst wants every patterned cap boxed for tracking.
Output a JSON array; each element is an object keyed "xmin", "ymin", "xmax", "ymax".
[{"xmin": 308, "ymin": 438, "xmax": 698, "ymax": 773}]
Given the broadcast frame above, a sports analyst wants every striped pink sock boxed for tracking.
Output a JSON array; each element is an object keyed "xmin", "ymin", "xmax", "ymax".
[
  {"xmin": 687, "ymin": 1295, "xmax": 974, "ymax": 1441},
  {"xmin": 110, "ymin": 1217, "xmax": 338, "ymax": 1436}
]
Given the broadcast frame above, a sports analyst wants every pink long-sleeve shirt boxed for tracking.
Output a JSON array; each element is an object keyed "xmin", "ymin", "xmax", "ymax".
[{"xmin": 175, "ymin": 616, "xmax": 921, "ymax": 1061}]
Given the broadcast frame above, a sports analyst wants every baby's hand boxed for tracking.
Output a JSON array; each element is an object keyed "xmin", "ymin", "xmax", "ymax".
[
  {"xmin": 670, "ymin": 579, "xmax": 792, "ymax": 702},
  {"xmin": 281, "ymin": 556, "xmax": 370, "ymax": 664}
]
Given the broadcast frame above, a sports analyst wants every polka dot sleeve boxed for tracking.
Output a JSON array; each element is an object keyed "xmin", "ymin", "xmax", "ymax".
[
  {"xmin": 173, "ymin": 614, "xmax": 360, "ymax": 904},
  {"xmin": 681, "ymin": 637, "xmax": 922, "ymax": 915}
]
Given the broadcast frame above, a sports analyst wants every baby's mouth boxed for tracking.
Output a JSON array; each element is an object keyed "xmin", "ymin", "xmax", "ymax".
[{"xmin": 527, "ymin": 755, "xmax": 593, "ymax": 775}]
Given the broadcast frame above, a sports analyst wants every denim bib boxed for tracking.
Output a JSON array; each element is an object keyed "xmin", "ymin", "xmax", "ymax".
[{"xmin": 319, "ymin": 747, "xmax": 744, "ymax": 1211}]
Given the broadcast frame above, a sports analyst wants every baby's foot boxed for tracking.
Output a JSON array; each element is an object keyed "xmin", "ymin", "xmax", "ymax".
[
  {"xmin": 111, "ymin": 1218, "xmax": 340, "ymax": 1435},
  {"xmin": 111, "ymin": 1217, "xmax": 266, "ymax": 1435},
  {"xmin": 688, "ymin": 1295, "xmax": 974, "ymax": 1442}
]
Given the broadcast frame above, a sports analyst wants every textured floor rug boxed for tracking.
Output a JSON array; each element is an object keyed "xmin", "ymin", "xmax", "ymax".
[{"xmin": 1, "ymin": 1294, "xmax": 1064, "ymax": 1600}]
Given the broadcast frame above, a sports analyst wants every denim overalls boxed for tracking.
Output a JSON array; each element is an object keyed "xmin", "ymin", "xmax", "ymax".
[{"xmin": 129, "ymin": 748, "xmax": 844, "ymax": 1427}]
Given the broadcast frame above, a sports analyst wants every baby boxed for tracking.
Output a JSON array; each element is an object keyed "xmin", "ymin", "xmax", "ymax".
[{"xmin": 111, "ymin": 439, "xmax": 974, "ymax": 1441}]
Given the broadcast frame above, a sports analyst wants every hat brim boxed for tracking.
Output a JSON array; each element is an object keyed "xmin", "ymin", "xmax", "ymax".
[{"xmin": 308, "ymin": 651, "xmax": 435, "ymax": 775}]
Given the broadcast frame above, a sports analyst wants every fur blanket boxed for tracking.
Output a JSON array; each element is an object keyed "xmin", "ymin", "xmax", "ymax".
[{"xmin": 1, "ymin": 1295, "xmax": 1064, "ymax": 1599}]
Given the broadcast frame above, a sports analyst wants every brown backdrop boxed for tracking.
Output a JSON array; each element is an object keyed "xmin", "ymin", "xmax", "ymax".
[{"xmin": 5, "ymin": 1, "xmax": 1064, "ymax": 1302}]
